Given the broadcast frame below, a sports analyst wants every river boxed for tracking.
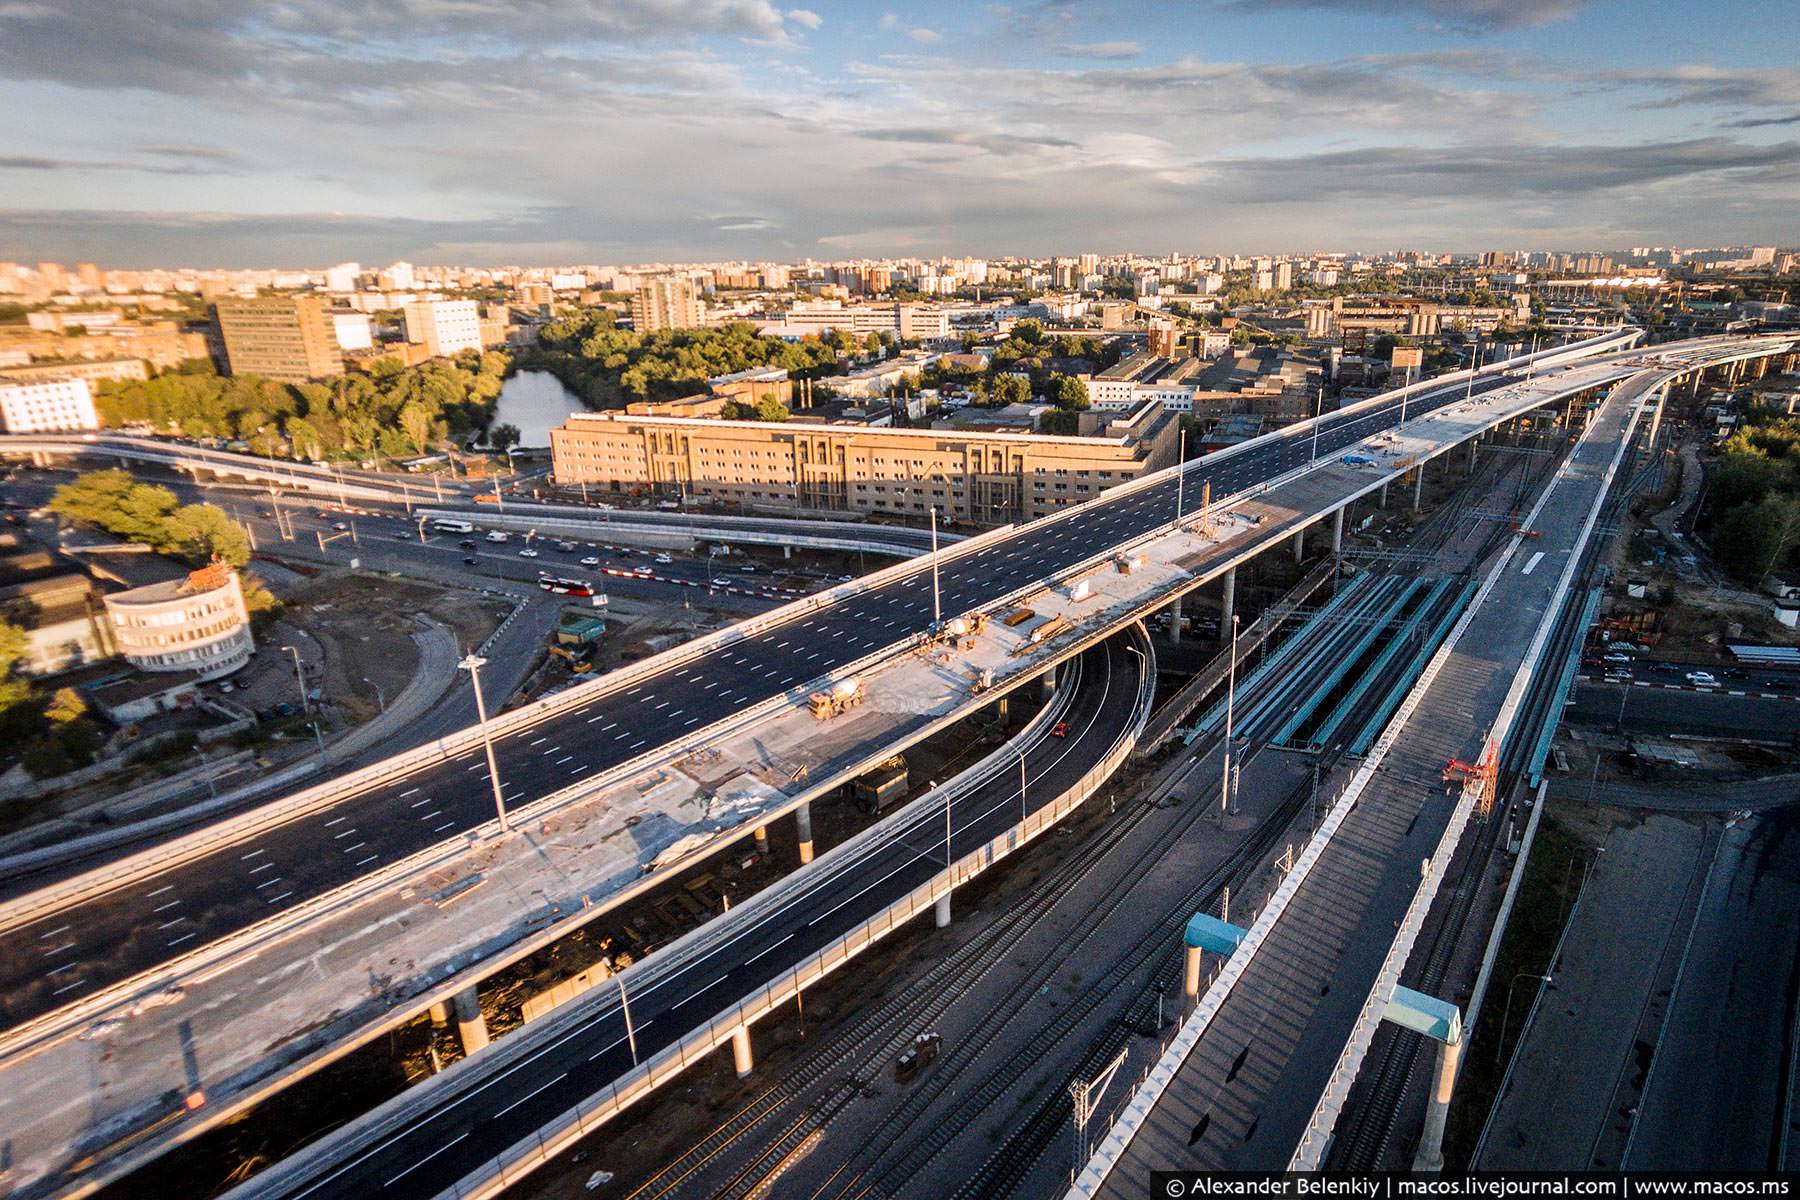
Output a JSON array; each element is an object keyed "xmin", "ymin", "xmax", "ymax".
[{"xmin": 493, "ymin": 370, "xmax": 585, "ymax": 448}]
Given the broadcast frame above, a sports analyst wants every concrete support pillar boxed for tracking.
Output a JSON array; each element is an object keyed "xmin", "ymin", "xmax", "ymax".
[
  {"xmin": 934, "ymin": 891, "xmax": 952, "ymax": 928},
  {"xmin": 1411, "ymin": 464, "xmax": 1425, "ymax": 511},
  {"xmin": 1412, "ymin": 1035, "xmax": 1463, "ymax": 1171},
  {"xmin": 782, "ymin": 544, "xmax": 791, "ymax": 559},
  {"xmin": 995, "ymin": 694, "xmax": 1009, "ymax": 723},
  {"xmin": 1183, "ymin": 944, "xmax": 1204, "ymax": 1000},
  {"xmin": 753, "ymin": 824, "xmax": 769, "ymax": 854},
  {"xmin": 1166, "ymin": 597, "xmax": 1182, "ymax": 644},
  {"xmin": 428, "ymin": 1000, "xmax": 449, "ymax": 1028},
  {"xmin": 795, "ymin": 801, "xmax": 814, "ymax": 865},
  {"xmin": 1377, "ymin": 482, "xmax": 1389, "ymax": 509},
  {"xmin": 452, "ymin": 985, "xmax": 489, "ymax": 1055},
  {"xmin": 1040, "ymin": 668, "xmax": 1055, "ymax": 698},
  {"xmin": 1219, "ymin": 567, "xmax": 1236, "ymax": 633},
  {"xmin": 1466, "ymin": 439, "xmax": 1477, "ymax": 473},
  {"xmin": 731, "ymin": 1024, "xmax": 753, "ymax": 1079},
  {"xmin": 1292, "ymin": 529, "xmax": 1305, "ymax": 563},
  {"xmin": 1330, "ymin": 506, "xmax": 1345, "ymax": 554}
]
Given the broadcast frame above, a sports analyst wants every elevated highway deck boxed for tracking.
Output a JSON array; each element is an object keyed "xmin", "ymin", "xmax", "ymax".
[
  {"xmin": 1, "ymin": 332, "xmax": 1790, "ymax": 1198},
  {"xmin": 1070, "ymin": 361, "xmax": 1689, "ymax": 1192}
]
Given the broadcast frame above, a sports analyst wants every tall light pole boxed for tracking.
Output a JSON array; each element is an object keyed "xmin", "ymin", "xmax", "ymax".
[
  {"xmin": 459, "ymin": 653, "xmax": 510, "ymax": 833},
  {"xmin": 282, "ymin": 645, "xmax": 309, "ymax": 713},
  {"xmin": 1464, "ymin": 333, "xmax": 1482, "ymax": 403},
  {"xmin": 1020, "ymin": 747, "xmax": 1028, "ymax": 827},
  {"xmin": 1311, "ymin": 386, "xmax": 1324, "ymax": 464},
  {"xmin": 362, "ymin": 676, "xmax": 386, "ymax": 715},
  {"xmin": 1175, "ymin": 425, "xmax": 1186, "ymax": 521},
  {"xmin": 1219, "ymin": 613, "xmax": 1240, "ymax": 821},
  {"xmin": 1496, "ymin": 972, "xmax": 1552, "ymax": 1064},
  {"xmin": 617, "ymin": 975, "xmax": 638, "ymax": 1066},
  {"xmin": 928, "ymin": 507, "xmax": 942, "ymax": 626}
]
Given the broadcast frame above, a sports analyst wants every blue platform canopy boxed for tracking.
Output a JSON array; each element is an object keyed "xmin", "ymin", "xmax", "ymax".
[{"xmin": 1184, "ymin": 912, "xmax": 1247, "ymax": 955}]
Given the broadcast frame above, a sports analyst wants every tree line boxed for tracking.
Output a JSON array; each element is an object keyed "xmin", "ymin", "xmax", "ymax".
[
  {"xmin": 1705, "ymin": 408, "xmax": 1800, "ymax": 583},
  {"xmin": 94, "ymin": 351, "xmax": 511, "ymax": 462},
  {"xmin": 527, "ymin": 312, "xmax": 850, "ymax": 407}
]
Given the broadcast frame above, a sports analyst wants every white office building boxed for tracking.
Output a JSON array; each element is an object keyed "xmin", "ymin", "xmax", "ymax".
[
  {"xmin": 403, "ymin": 299, "xmax": 483, "ymax": 357},
  {"xmin": 0, "ymin": 378, "xmax": 99, "ymax": 433}
]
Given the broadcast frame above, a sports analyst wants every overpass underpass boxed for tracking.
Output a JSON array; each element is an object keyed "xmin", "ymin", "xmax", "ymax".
[
  {"xmin": 1068, "ymin": 359, "xmax": 1686, "ymax": 1193},
  {"xmin": 0, "ymin": 332, "xmax": 1787, "ymax": 1197},
  {"xmin": 227, "ymin": 628, "xmax": 1155, "ymax": 1200}
]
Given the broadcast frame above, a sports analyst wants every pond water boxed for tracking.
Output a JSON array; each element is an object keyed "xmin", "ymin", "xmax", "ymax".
[{"xmin": 493, "ymin": 370, "xmax": 585, "ymax": 448}]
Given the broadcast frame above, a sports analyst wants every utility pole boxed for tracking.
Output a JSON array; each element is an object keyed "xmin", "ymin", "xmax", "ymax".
[
  {"xmin": 1220, "ymin": 613, "xmax": 1240, "ymax": 821},
  {"xmin": 282, "ymin": 644, "xmax": 309, "ymax": 713},
  {"xmin": 1175, "ymin": 425, "xmax": 1186, "ymax": 521},
  {"xmin": 459, "ymin": 654, "xmax": 510, "ymax": 833},
  {"xmin": 928, "ymin": 507, "xmax": 941, "ymax": 626},
  {"xmin": 1311, "ymin": 385, "xmax": 1323, "ymax": 464}
]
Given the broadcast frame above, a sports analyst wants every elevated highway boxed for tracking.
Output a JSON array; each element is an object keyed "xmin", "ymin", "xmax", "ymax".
[
  {"xmin": 1, "ymin": 331, "xmax": 1791, "ymax": 1198},
  {"xmin": 1066, "ymin": 348, "xmax": 1765, "ymax": 1191}
]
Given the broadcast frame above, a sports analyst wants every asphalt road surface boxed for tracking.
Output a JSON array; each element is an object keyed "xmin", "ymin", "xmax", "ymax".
[
  {"xmin": 1626, "ymin": 809, "xmax": 1800, "ymax": 1170},
  {"xmin": 0, "ymin": 367, "xmax": 1516, "ymax": 1031},
  {"xmin": 282, "ymin": 633, "xmax": 1144, "ymax": 1200}
]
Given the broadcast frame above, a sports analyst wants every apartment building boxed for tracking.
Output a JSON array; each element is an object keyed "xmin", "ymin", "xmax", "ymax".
[
  {"xmin": 215, "ymin": 294, "xmax": 342, "ymax": 382},
  {"xmin": 632, "ymin": 275, "xmax": 702, "ymax": 332},
  {"xmin": 402, "ymin": 298, "xmax": 483, "ymax": 357},
  {"xmin": 103, "ymin": 559, "xmax": 253, "ymax": 680},
  {"xmin": 550, "ymin": 398, "xmax": 1176, "ymax": 524},
  {"xmin": 762, "ymin": 301, "xmax": 950, "ymax": 341},
  {"xmin": 0, "ymin": 377, "xmax": 99, "ymax": 433},
  {"xmin": 1087, "ymin": 353, "xmax": 1202, "ymax": 413}
]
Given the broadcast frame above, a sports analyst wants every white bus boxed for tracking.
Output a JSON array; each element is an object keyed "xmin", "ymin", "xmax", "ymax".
[{"xmin": 430, "ymin": 519, "xmax": 475, "ymax": 534}]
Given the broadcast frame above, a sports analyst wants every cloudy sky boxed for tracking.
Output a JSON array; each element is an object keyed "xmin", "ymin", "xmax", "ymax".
[{"xmin": 2, "ymin": 0, "xmax": 1796, "ymax": 267}]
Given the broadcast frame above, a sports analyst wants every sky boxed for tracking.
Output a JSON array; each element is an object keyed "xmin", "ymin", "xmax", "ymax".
[{"xmin": 1, "ymin": 0, "xmax": 1797, "ymax": 268}]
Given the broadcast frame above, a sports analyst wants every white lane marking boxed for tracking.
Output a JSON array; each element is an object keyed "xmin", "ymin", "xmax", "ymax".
[
  {"xmin": 493, "ymin": 1074, "xmax": 565, "ymax": 1120},
  {"xmin": 382, "ymin": 1130, "xmax": 470, "ymax": 1188}
]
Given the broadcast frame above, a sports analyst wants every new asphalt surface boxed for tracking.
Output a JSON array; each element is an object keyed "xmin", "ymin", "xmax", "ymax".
[
  {"xmin": 0, "ymin": 366, "xmax": 1521, "ymax": 1031},
  {"xmin": 280, "ymin": 632, "xmax": 1145, "ymax": 1199}
]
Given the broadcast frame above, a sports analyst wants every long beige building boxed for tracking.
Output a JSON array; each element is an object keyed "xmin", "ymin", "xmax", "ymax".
[
  {"xmin": 215, "ymin": 294, "xmax": 342, "ymax": 382},
  {"xmin": 550, "ymin": 400, "xmax": 1176, "ymax": 524}
]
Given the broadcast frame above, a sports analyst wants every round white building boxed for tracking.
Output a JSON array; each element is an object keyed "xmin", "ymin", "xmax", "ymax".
[{"xmin": 103, "ymin": 560, "xmax": 253, "ymax": 680}]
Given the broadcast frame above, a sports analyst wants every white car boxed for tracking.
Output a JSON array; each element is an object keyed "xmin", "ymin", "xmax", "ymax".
[
  {"xmin": 654, "ymin": 553, "xmax": 673, "ymax": 565},
  {"xmin": 579, "ymin": 556, "xmax": 600, "ymax": 567},
  {"xmin": 518, "ymin": 547, "xmax": 539, "ymax": 558},
  {"xmin": 1685, "ymin": 671, "xmax": 1718, "ymax": 687}
]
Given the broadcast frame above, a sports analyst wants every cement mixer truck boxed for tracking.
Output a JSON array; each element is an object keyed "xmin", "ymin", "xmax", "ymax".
[{"xmin": 808, "ymin": 677, "xmax": 866, "ymax": 720}]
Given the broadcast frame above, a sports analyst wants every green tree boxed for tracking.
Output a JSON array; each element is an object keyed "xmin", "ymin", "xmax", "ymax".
[
  {"xmin": 489, "ymin": 423, "xmax": 521, "ymax": 452},
  {"xmin": 1040, "ymin": 408, "xmax": 1080, "ymax": 436},
  {"xmin": 167, "ymin": 504, "xmax": 252, "ymax": 567},
  {"xmin": 1715, "ymin": 493, "xmax": 1800, "ymax": 582},
  {"xmin": 44, "ymin": 687, "xmax": 86, "ymax": 725},
  {"xmin": 989, "ymin": 375, "xmax": 1031, "ymax": 407},
  {"xmin": 398, "ymin": 400, "xmax": 440, "ymax": 457},
  {"xmin": 1049, "ymin": 374, "xmax": 1090, "ymax": 411},
  {"xmin": 755, "ymin": 395, "xmax": 790, "ymax": 422}
]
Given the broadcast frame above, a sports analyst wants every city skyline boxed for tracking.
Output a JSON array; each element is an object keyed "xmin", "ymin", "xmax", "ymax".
[{"xmin": 3, "ymin": 0, "xmax": 1798, "ymax": 267}]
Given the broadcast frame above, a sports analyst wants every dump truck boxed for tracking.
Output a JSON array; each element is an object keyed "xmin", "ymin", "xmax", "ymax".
[{"xmin": 808, "ymin": 677, "xmax": 865, "ymax": 720}]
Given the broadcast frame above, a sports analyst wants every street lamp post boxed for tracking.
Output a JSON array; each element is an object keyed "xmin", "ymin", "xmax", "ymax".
[
  {"xmin": 1497, "ymin": 972, "xmax": 1552, "ymax": 1064},
  {"xmin": 282, "ymin": 645, "xmax": 309, "ymax": 713},
  {"xmin": 1020, "ymin": 747, "xmax": 1028, "ymax": 827},
  {"xmin": 1220, "ymin": 613, "xmax": 1240, "ymax": 821},
  {"xmin": 459, "ymin": 653, "xmax": 510, "ymax": 833},
  {"xmin": 1311, "ymin": 386, "xmax": 1324, "ymax": 464},
  {"xmin": 928, "ymin": 507, "xmax": 941, "ymax": 626},
  {"xmin": 1175, "ymin": 426, "xmax": 1186, "ymax": 521},
  {"xmin": 362, "ymin": 677, "xmax": 386, "ymax": 715}
]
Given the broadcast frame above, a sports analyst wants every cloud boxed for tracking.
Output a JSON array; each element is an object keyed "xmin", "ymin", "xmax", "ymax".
[
  {"xmin": 786, "ymin": 8, "xmax": 822, "ymax": 29},
  {"xmin": 908, "ymin": 27, "xmax": 944, "ymax": 44},
  {"xmin": 0, "ymin": 152, "xmax": 238, "ymax": 176},
  {"xmin": 879, "ymin": 12, "xmax": 900, "ymax": 29},
  {"xmin": 1054, "ymin": 41, "xmax": 1144, "ymax": 60},
  {"xmin": 1230, "ymin": 0, "xmax": 1593, "ymax": 33},
  {"xmin": 856, "ymin": 126, "xmax": 1081, "ymax": 156}
]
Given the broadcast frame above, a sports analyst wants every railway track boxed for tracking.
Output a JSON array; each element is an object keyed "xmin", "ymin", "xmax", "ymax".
[{"xmin": 1326, "ymin": 408, "xmax": 1647, "ymax": 1171}]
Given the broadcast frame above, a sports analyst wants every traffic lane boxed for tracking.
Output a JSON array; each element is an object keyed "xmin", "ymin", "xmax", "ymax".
[
  {"xmin": 1580, "ymin": 658, "xmax": 1798, "ymax": 694},
  {"xmin": 1569, "ymin": 682, "xmax": 1799, "ymax": 741},
  {"xmin": 0, "ymin": 369, "xmax": 1486, "ymax": 1025},
  {"xmin": 1626, "ymin": 810, "xmax": 1800, "ymax": 1169},
  {"xmin": 299, "ymin": 636, "xmax": 1139, "ymax": 1200}
]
